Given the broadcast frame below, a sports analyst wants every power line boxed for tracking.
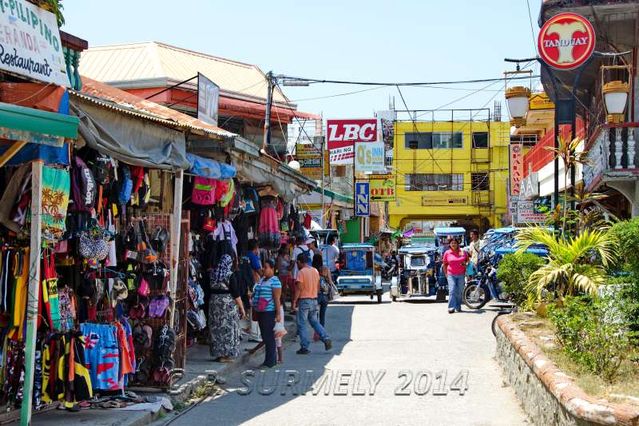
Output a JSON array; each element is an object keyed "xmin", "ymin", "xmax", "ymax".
[
  {"xmin": 278, "ymin": 74, "xmax": 540, "ymax": 87},
  {"xmin": 526, "ymin": 0, "xmax": 538, "ymax": 54}
]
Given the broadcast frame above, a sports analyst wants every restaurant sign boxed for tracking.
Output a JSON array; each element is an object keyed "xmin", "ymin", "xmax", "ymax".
[{"xmin": 0, "ymin": 0, "xmax": 68, "ymax": 86}]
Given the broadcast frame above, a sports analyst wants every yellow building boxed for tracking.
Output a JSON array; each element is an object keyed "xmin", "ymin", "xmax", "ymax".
[{"xmin": 388, "ymin": 118, "xmax": 510, "ymax": 233}]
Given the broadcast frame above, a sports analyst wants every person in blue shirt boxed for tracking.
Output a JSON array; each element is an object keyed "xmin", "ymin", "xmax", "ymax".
[
  {"xmin": 247, "ymin": 239, "xmax": 263, "ymax": 283},
  {"xmin": 251, "ymin": 259, "xmax": 282, "ymax": 368}
]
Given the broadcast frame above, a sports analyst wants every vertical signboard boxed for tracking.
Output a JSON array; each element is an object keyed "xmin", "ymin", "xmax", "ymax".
[
  {"xmin": 509, "ymin": 143, "xmax": 523, "ymax": 196},
  {"xmin": 0, "ymin": 0, "xmax": 68, "ymax": 86},
  {"xmin": 326, "ymin": 119, "xmax": 378, "ymax": 165},
  {"xmin": 354, "ymin": 182, "xmax": 370, "ymax": 217},
  {"xmin": 197, "ymin": 73, "xmax": 220, "ymax": 126}
]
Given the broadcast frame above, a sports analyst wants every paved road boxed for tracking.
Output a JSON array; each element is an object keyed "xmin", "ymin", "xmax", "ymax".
[{"xmin": 166, "ymin": 294, "xmax": 528, "ymax": 426}]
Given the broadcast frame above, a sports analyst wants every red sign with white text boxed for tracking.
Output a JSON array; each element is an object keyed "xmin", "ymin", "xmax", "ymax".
[
  {"xmin": 326, "ymin": 119, "xmax": 378, "ymax": 165},
  {"xmin": 510, "ymin": 144, "xmax": 523, "ymax": 196},
  {"xmin": 538, "ymin": 12, "xmax": 595, "ymax": 71}
]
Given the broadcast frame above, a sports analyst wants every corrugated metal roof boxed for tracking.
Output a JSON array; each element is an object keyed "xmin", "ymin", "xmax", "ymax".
[
  {"xmin": 79, "ymin": 42, "xmax": 292, "ymax": 107},
  {"xmin": 71, "ymin": 76, "xmax": 236, "ymax": 139}
]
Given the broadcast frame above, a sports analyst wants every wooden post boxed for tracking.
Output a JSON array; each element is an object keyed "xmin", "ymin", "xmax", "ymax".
[
  {"xmin": 169, "ymin": 169, "xmax": 184, "ymax": 327},
  {"xmin": 20, "ymin": 160, "xmax": 43, "ymax": 426}
]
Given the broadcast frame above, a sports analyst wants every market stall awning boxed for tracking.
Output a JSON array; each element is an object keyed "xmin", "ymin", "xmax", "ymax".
[
  {"xmin": 71, "ymin": 100, "xmax": 190, "ymax": 170},
  {"xmin": 313, "ymin": 187, "xmax": 354, "ymax": 205},
  {"xmin": 0, "ymin": 102, "xmax": 79, "ymax": 147},
  {"xmin": 187, "ymin": 153, "xmax": 236, "ymax": 179}
]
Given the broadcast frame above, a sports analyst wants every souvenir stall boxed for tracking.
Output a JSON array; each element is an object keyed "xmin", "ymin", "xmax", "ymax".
[
  {"xmin": 182, "ymin": 157, "xmax": 311, "ymax": 345},
  {"xmin": 0, "ymin": 101, "xmax": 80, "ymax": 422}
]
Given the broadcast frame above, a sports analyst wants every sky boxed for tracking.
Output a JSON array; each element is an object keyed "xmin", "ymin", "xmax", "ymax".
[{"xmin": 61, "ymin": 0, "xmax": 542, "ymax": 119}]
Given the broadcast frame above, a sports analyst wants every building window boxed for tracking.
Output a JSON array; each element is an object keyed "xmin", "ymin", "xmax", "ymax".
[
  {"xmin": 471, "ymin": 172, "xmax": 490, "ymax": 191},
  {"xmin": 404, "ymin": 132, "xmax": 432, "ymax": 149},
  {"xmin": 404, "ymin": 132, "xmax": 463, "ymax": 149},
  {"xmin": 472, "ymin": 132, "xmax": 489, "ymax": 148},
  {"xmin": 432, "ymin": 132, "xmax": 463, "ymax": 148},
  {"xmin": 405, "ymin": 173, "xmax": 464, "ymax": 191}
]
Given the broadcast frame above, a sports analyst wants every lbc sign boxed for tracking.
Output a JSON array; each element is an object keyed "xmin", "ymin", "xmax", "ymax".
[
  {"xmin": 326, "ymin": 119, "xmax": 378, "ymax": 165},
  {"xmin": 355, "ymin": 182, "xmax": 370, "ymax": 217}
]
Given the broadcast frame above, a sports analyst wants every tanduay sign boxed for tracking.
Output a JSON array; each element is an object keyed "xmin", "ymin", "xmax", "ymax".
[{"xmin": 538, "ymin": 12, "xmax": 596, "ymax": 70}]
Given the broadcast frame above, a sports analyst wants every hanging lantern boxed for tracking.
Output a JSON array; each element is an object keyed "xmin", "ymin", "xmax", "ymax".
[
  {"xmin": 603, "ymin": 80, "xmax": 629, "ymax": 124},
  {"xmin": 505, "ymin": 86, "xmax": 531, "ymax": 127}
]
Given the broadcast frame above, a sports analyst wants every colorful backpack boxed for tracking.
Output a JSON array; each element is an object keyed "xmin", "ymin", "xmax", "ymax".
[{"xmin": 191, "ymin": 177, "xmax": 216, "ymax": 206}]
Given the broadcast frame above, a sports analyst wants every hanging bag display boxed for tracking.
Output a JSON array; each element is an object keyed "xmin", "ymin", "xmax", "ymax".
[{"xmin": 191, "ymin": 177, "xmax": 216, "ymax": 206}]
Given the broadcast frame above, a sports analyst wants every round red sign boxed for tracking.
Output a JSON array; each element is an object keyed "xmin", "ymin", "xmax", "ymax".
[{"xmin": 538, "ymin": 12, "xmax": 596, "ymax": 70}]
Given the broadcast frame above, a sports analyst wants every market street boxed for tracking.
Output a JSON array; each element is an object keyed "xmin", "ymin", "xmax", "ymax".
[{"xmin": 163, "ymin": 295, "xmax": 528, "ymax": 426}]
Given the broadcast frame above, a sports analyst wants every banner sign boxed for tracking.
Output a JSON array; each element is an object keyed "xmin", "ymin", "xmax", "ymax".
[
  {"xmin": 354, "ymin": 181, "xmax": 370, "ymax": 217},
  {"xmin": 197, "ymin": 73, "xmax": 220, "ymax": 126},
  {"xmin": 296, "ymin": 143, "xmax": 322, "ymax": 180},
  {"xmin": 509, "ymin": 144, "xmax": 523, "ymax": 196},
  {"xmin": 516, "ymin": 200, "xmax": 547, "ymax": 224},
  {"xmin": 0, "ymin": 0, "xmax": 68, "ymax": 86},
  {"xmin": 326, "ymin": 119, "xmax": 378, "ymax": 165},
  {"xmin": 354, "ymin": 141, "xmax": 385, "ymax": 173},
  {"xmin": 538, "ymin": 12, "xmax": 595, "ymax": 71},
  {"xmin": 369, "ymin": 174, "xmax": 395, "ymax": 201}
]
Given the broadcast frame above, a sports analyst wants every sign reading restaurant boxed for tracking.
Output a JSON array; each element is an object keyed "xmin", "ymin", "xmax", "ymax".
[
  {"xmin": 0, "ymin": 0, "xmax": 68, "ymax": 86},
  {"xmin": 538, "ymin": 12, "xmax": 595, "ymax": 71}
]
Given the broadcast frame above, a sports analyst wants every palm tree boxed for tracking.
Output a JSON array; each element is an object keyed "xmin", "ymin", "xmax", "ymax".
[
  {"xmin": 516, "ymin": 227, "xmax": 617, "ymax": 301},
  {"xmin": 544, "ymin": 135, "xmax": 589, "ymax": 234}
]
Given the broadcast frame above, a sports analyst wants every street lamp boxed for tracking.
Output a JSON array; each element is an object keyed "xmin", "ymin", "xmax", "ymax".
[
  {"xmin": 288, "ymin": 159, "xmax": 301, "ymax": 170},
  {"xmin": 505, "ymin": 86, "xmax": 531, "ymax": 127},
  {"xmin": 603, "ymin": 80, "xmax": 629, "ymax": 124}
]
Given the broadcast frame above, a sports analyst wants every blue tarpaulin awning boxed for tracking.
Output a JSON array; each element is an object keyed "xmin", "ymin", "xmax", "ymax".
[{"xmin": 187, "ymin": 153, "xmax": 236, "ymax": 179}]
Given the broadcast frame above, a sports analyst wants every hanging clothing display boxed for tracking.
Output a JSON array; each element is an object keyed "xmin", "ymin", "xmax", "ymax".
[
  {"xmin": 41, "ymin": 166, "xmax": 71, "ymax": 239},
  {"xmin": 258, "ymin": 196, "xmax": 280, "ymax": 250}
]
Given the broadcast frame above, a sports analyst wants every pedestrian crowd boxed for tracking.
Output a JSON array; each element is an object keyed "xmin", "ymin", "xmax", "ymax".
[{"xmin": 207, "ymin": 235, "xmax": 338, "ymax": 368}]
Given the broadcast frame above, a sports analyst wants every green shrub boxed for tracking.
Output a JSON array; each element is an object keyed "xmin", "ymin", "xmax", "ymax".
[
  {"xmin": 496, "ymin": 252, "xmax": 544, "ymax": 307},
  {"xmin": 608, "ymin": 219, "xmax": 639, "ymax": 274},
  {"xmin": 549, "ymin": 295, "xmax": 635, "ymax": 382}
]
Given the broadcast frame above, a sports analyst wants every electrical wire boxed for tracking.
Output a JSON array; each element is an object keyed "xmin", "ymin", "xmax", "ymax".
[
  {"xmin": 278, "ymin": 74, "xmax": 540, "ymax": 87},
  {"xmin": 525, "ymin": 0, "xmax": 538, "ymax": 54}
]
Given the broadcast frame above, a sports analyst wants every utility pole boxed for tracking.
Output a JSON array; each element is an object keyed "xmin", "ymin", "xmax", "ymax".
[{"xmin": 262, "ymin": 71, "xmax": 275, "ymax": 152}]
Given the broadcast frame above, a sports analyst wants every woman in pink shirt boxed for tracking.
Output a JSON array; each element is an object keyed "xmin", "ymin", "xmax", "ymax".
[{"xmin": 442, "ymin": 237, "xmax": 469, "ymax": 314}]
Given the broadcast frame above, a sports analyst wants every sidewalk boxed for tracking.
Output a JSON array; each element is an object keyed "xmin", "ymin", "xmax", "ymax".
[{"xmin": 30, "ymin": 316, "xmax": 297, "ymax": 426}]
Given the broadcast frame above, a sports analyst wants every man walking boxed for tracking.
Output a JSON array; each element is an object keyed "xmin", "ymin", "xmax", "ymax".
[
  {"xmin": 293, "ymin": 253, "xmax": 332, "ymax": 354},
  {"xmin": 325, "ymin": 235, "xmax": 340, "ymax": 283}
]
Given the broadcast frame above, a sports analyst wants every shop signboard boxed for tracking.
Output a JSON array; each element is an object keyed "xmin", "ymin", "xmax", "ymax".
[
  {"xmin": 369, "ymin": 174, "xmax": 395, "ymax": 201},
  {"xmin": 197, "ymin": 73, "xmax": 220, "ymax": 126},
  {"xmin": 519, "ymin": 172, "xmax": 539, "ymax": 200},
  {"xmin": 421, "ymin": 196, "xmax": 467, "ymax": 206},
  {"xmin": 296, "ymin": 142, "xmax": 322, "ymax": 180},
  {"xmin": 509, "ymin": 143, "xmax": 523, "ymax": 196},
  {"xmin": 326, "ymin": 118, "xmax": 378, "ymax": 165},
  {"xmin": 0, "ymin": 0, "xmax": 68, "ymax": 86},
  {"xmin": 529, "ymin": 92, "xmax": 554, "ymax": 110},
  {"xmin": 354, "ymin": 181, "xmax": 370, "ymax": 217},
  {"xmin": 354, "ymin": 141, "xmax": 385, "ymax": 173},
  {"xmin": 516, "ymin": 200, "xmax": 547, "ymax": 224},
  {"xmin": 538, "ymin": 12, "xmax": 595, "ymax": 71}
]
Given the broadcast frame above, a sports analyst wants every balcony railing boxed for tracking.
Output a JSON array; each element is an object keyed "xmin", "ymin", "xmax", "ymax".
[{"xmin": 583, "ymin": 124, "xmax": 639, "ymax": 189}]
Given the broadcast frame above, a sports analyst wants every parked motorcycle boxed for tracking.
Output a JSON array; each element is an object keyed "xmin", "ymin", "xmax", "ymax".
[{"xmin": 462, "ymin": 260, "xmax": 506, "ymax": 309}]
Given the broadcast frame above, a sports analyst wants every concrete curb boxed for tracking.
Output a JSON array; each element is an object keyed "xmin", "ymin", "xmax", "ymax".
[{"xmin": 495, "ymin": 315, "xmax": 639, "ymax": 426}]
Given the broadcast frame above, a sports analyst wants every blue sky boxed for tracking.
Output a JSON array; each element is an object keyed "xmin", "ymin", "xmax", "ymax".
[{"xmin": 62, "ymin": 0, "xmax": 541, "ymax": 119}]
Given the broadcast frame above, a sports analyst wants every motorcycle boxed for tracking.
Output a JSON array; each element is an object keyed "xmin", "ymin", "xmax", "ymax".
[
  {"xmin": 382, "ymin": 255, "xmax": 398, "ymax": 282},
  {"xmin": 462, "ymin": 260, "xmax": 506, "ymax": 309}
]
